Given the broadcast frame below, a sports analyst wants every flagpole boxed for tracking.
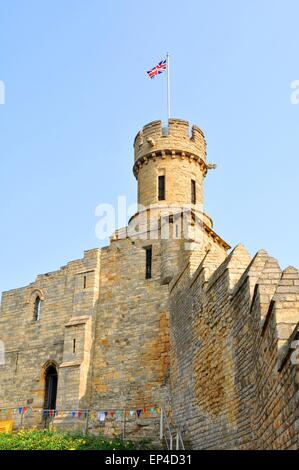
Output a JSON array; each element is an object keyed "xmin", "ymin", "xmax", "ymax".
[{"xmin": 166, "ymin": 52, "xmax": 171, "ymax": 120}]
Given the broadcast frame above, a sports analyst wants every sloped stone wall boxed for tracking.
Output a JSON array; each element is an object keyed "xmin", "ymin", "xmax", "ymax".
[{"xmin": 169, "ymin": 245, "xmax": 299, "ymax": 449}]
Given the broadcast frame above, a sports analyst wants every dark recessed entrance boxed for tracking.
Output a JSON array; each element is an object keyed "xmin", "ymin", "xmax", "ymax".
[{"xmin": 44, "ymin": 365, "xmax": 58, "ymax": 410}]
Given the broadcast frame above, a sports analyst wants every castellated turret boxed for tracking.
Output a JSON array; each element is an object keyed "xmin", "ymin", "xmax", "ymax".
[
  {"xmin": 1, "ymin": 113, "xmax": 297, "ymax": 450},
  {"xmin": 133, "ymin": 118, "xmax": 207, "ymax": 208},
  {"xmin": 131, "ymin": 118, "xmax": 218, "ymax": 285}
]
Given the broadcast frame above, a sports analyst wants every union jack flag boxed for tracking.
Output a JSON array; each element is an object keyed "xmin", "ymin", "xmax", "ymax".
[{"xmin": 147, "ymin": 59, "xmax": 167, "ymax": 79}]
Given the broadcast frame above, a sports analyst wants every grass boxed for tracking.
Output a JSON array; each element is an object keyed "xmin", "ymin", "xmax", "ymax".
[{"xmin": 0, "ymin": 428, "xmax": 151, "ymax": 450}]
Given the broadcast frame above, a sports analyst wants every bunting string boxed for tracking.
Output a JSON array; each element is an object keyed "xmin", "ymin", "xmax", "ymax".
[{"xmin": 0, "ymin": 405, "xmax": 161, "ymax": 422}]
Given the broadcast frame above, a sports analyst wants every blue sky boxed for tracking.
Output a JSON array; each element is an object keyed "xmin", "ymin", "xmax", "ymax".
[{"xmin": 0, "ymin": 0, "xmax": 298, "ymax": 295}]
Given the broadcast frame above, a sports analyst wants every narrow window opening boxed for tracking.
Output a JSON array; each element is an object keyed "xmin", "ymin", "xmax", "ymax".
[
  {"xmin": 191, "ymin": 179, "xmax": 196, "ymax": 204},
  {"xmin": 145, "ymin": 246, "xmax": 152, "ymax": 279},
  {"xmin": 34, "ymin": 297, "xmax": 42, "ymax": 321},
  {"xmin": 73, "ymin": 339, "xmax": 76, "ymax": 354},
  {"xmin": 158, "ymin": 175, "xmax": 165, "ymax": 201},
  {"xmin": 175, "ymin": 224, "xmax": 179, "ymax": 238},
  {"xmin": 83, "ymin": 275, "xmax": 87, "ymax": 289},
  {"xmin": 15, "ymin": 352, "xmax": 19, "ymax": 374}
]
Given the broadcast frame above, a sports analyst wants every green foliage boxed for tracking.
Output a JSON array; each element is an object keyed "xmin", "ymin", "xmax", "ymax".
[{"xmin": 0, "ymin": 428, "xmax": 142, "ymax": 450}]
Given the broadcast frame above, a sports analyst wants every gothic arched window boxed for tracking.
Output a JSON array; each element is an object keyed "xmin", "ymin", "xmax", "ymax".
[{"xmin": 33, "ymin": 296, "xmax": 42, "ymax": 321}]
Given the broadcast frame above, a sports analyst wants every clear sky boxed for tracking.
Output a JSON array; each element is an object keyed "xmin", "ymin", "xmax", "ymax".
[{"xmin": 0, "ymin": 0, "xmax": 298, "ymax": 295}]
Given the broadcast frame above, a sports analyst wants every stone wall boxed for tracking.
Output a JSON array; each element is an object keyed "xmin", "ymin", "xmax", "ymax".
[
  {"xmin": 169, "ymin": 244, "xmax": 299, "ymax": 449},
  {"xmin": 87, "ymin": 237, "xmax": 171, "ymax": 437},
  {"xmin": 1, "ymin": 117, "xmax": 298, "ymax": 448},
  {"xmin": 0, "ymin": 235, "xmax": 172, "ymax": 438},
  {"xmin": 0, "ymin": 248, "xmax": 100, "ymax": 417}
]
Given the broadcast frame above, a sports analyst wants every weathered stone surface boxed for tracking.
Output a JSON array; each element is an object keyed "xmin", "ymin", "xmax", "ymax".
[{"xmin": 0, "ymin": 119, "xmax": 298, "ymax": 448}]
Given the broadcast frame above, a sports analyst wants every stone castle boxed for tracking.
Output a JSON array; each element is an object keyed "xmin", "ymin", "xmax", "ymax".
[{"xmin": 0, "ymin": 118, "xmax": 298, "ymax": 449}]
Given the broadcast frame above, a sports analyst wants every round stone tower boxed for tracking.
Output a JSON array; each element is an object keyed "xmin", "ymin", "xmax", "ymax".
[
  {"xmin": 131, "ymin": 118, "xmax": 213, "ymax": 285},
  {"xmin": 133, "ymin": 118, "xmax": 207, "ymax": 209}
]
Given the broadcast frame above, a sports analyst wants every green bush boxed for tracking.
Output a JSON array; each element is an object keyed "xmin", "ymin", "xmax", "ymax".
[{"xmin": 0, "ymin": 429, "xmax": 143, "ymax": 450}]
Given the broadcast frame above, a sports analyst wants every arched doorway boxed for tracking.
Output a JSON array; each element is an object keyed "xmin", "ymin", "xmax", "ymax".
[{"xmin": 44, "ymin": 365, "xmax": 58, "ymax": 410}]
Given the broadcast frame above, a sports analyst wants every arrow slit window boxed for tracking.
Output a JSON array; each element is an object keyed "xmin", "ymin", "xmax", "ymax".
[
  {"xmin": 145, "ymin": 246, "xmax": 152, "ymax": 279},
  {"xmin": 191, "ymin": 179, "xmax": 196, "ymax": 204},
  {"xmin": 158, "ymin": 175, "xmax": 165, "ymax": 201}
]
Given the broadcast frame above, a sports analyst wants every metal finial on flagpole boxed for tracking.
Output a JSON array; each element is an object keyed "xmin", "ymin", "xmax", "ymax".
[{"xmin": 166, "ymin": 52, "xmax": 171, "ymax": 121}]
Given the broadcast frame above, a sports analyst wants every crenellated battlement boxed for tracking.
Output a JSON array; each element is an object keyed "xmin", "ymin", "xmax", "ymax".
[
  {"xmin": 0, "ymin": 113, "xmax": 298, "ymax": 449},
  {"xmin": 133, "ymin": 118, "xmax": 211, "ymax": 208},
  {"xmin": 169, "ymin": 243, "xmax": 299, "ymax": 450},
  {"xmin": 133, "ymin": 119, "xmax": 207, "ymax": 170}
]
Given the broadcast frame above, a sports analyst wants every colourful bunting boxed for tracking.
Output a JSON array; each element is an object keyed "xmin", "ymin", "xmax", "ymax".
[
  {"xmin": 98, "ymin": 412, "xmax": 106, "ymax": 422},
  {"xmin": 0, "ymin": 406, "xmax": 161, "ymax": 421},
  {"xmin": 24, "ymin": 407, "xmax": 33, "ymax": 416}
]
